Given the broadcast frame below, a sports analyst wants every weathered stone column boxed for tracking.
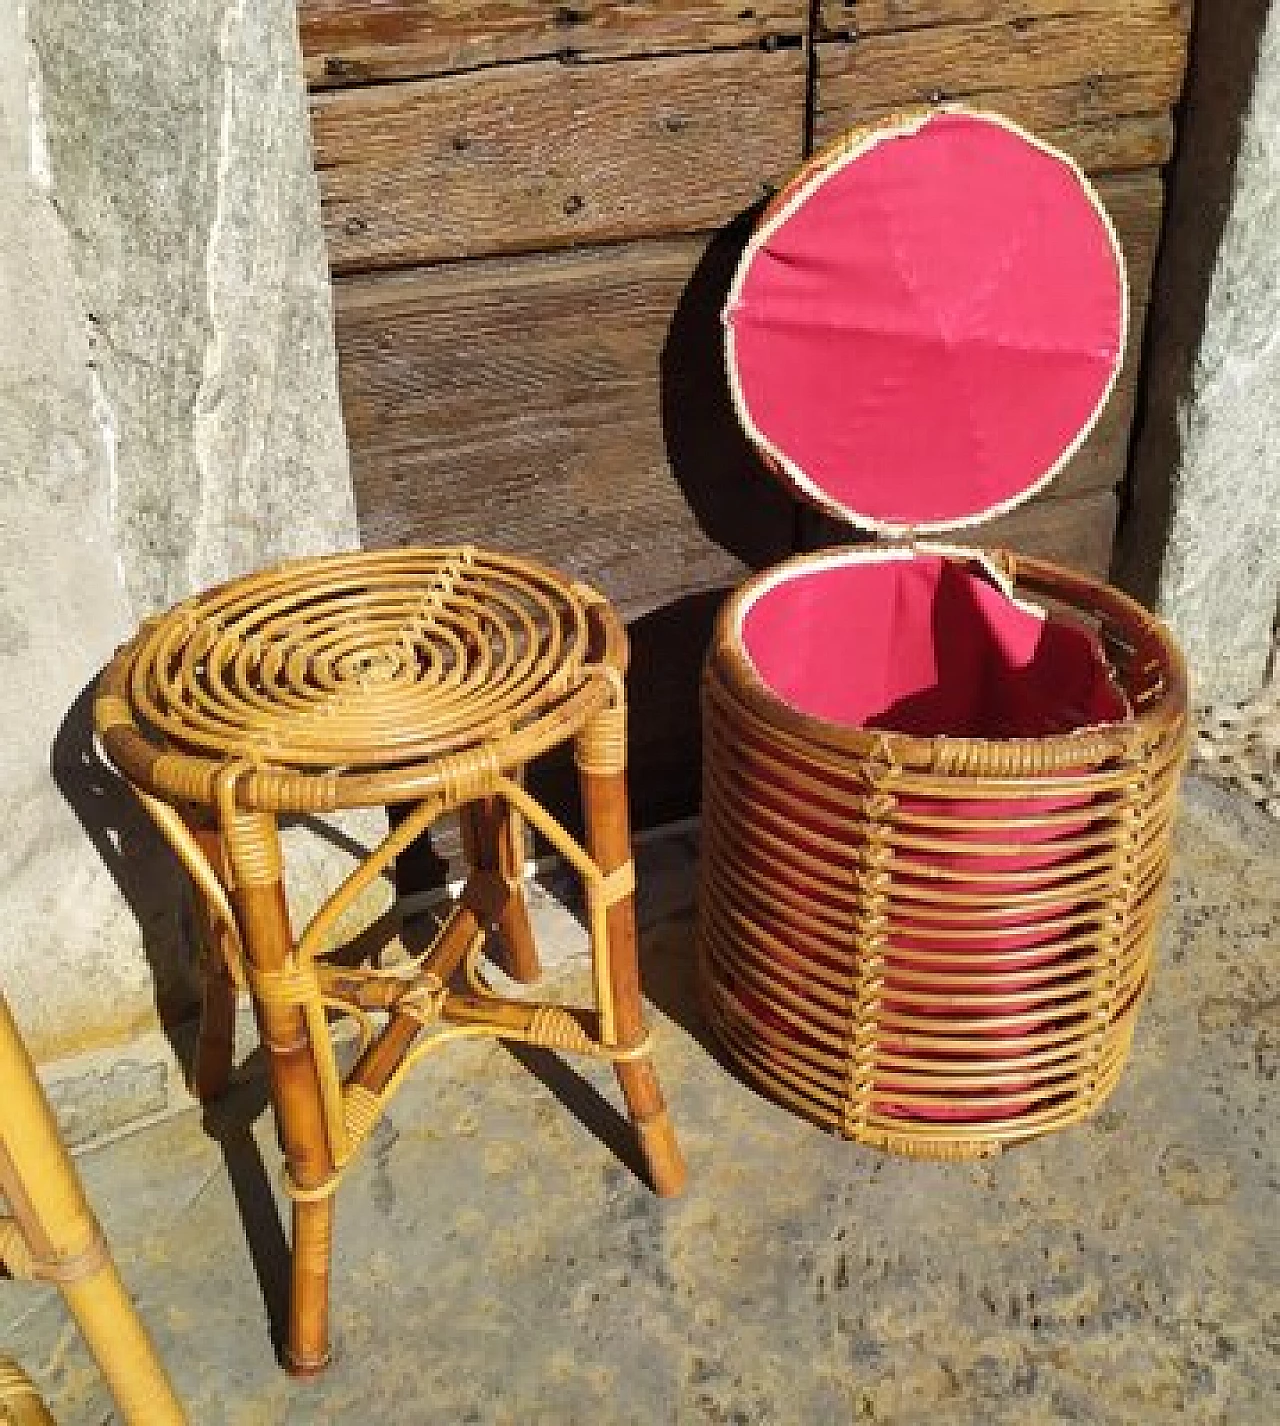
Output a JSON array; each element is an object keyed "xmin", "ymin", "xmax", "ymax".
[
  {"xmin": 1, "ymin": 0, "xmax": 366, "ymax": 1069},
  {"xmin": 0, "ymin": 0, "xmax": 153, "ymax": 1059},
  {"xmin": 1123, "ymin": 2, "xmax": 1280, "ymax": 708},
  {"xmin": 28, "ymin": 0, "xmax": 358, "ymax": 613}
]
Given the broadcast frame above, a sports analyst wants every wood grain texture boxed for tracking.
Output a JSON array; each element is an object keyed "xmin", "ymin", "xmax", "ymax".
[
  {"xmin": 335, "ymin": 218, "xmax": 1143, "ymax": 618},
  {"xmin": 334, "ymin": 232, "xmax": 795, "ymax": 617},
  {"xmin": 812, "ymin": 12, "xmax": 1188, "ymax": 117},
  {"xmin": 299, "ymin": 0, "xmax": 809, "ymax": 87},
  {"xmin": 1096, "ymin": 170, "xmax": 1165, "ymax": 301},
  {"xmin": 1049, "ymin": 304, "xmax": 1145, "ymax": 503},
  {"xmin": 982, "ymin": 490, "xmax": 1119, "ymax": 579},
  {"xmin": 814, "ymin": 73, "xmax": 1177, "ymax": 174},
  {"xmin": 312, "ymin": 48, "xmax": 807, "ymax": 272},
  {"xmin": 819, "ymin": 0, "xmax": 1192, "ymax": 39}
]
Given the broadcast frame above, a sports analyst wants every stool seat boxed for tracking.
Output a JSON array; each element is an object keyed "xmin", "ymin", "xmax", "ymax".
[
  {"xmin": 93, "ymin": 545, "xmax": 684, "ymax": 1377},
  {"xmin": 98, "ymin": 548, "xmax": 627, "ymax": 812}
]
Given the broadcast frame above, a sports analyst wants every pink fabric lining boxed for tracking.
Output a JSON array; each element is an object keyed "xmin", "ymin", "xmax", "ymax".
[
  {"xmin": 741, "ymin": 554, "xmax": 1127, "ymax": 737},
  {"xmin": 738, "ymin": 553, "xmax": 1130, "ymax": 1124},
  {"xmin": 726, "ymin": 112, "xmax": 1125, "ymax": 528}
]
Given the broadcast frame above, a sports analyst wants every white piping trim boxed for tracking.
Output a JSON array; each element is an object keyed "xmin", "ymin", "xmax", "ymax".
[{"xmin": 723, "ymin": 106, "xmax": 1130, "ymax": 537}]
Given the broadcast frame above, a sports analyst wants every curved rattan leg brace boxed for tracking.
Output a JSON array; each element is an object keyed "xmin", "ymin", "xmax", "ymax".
[
  {"xmin": 0, "ymin": 996, "xmax": 186, "ymax": 1423},
  {"xmin": 188, "ymin": 822, "xmax": 241, "ymax": 1103},
  {"xmin": 130, "ymin": 794, "xmax": 242, "ymax": 1105}
]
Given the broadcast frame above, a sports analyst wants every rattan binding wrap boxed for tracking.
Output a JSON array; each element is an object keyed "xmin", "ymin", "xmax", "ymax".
[{"xmin": 698, "ymin": 551, "xmax": 1188, "ymax": 1157}]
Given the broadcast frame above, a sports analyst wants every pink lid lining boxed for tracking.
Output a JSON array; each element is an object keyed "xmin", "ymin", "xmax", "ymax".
[{"xmin": 724, "ymin": 110, "xmax": 1128, "ymax": 532}]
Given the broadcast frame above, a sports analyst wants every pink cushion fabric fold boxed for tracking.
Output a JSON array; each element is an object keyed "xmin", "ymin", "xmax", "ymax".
[{"xmin": 741, "ymin": 554, "xmax": 1127, "ymax": 738}]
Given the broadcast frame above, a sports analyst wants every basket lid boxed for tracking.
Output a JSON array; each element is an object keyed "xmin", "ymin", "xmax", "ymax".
[{"xmin": 723, "ymin": 109, "xmax": 1128, "ymax": 534}]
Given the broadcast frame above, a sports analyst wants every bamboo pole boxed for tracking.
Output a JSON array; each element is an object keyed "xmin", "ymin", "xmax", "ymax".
[
  {"xmin": 577, "ymin": 704, "xmax": 687, "ymax": 1198},
  {"xmin": 460, "ymin": 794, "xmax": 541, "ymax": 983},
  {"xmin": 0, "ymin": 996, "xmax": 186, "ymax": 1423},
  {"xmin": 219, "ymin": 807, "xmax": 336, "ymax": 1377}
]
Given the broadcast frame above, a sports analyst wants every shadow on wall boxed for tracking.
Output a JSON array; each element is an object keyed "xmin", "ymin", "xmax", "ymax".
[
  {"xmin": 659, "ymin": 201, "xmax": 797, "ymax": 574},
  {"xmin": 1117, "ymin": 0, "xmax": 1273, "ymax": 602},
  {"xmin": 50, "ymin": 680, "xmax": 198, "ymax": 1033},
  {"xmin": 589, "ymin": 201, "xmax": 800, "ymax": 830},
  {"xmin": 515, "ymin": 205, "xmax": 800, "ymax": 840}
]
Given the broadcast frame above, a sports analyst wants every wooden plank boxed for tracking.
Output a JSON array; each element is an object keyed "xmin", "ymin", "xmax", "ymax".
[
  {"xmin": 811, "ymin": 13, "xmax": 1188, "ymax": 117},
  {"xmin": 1050, "ymin": 305, "xmax": 1143, "ymax": 503},
  {"xmin": 1096, "ymin": 170, "xmax": 1164, "ymax": 301},
  {"xmin": 819, "ymin": 0, "xmax": 1192, "ymax": 39},
  {"xmin": 334, "ymin": 234, "xmax": 796, "ymax": 617},
  {"xmin": 814, "ymin": 69, "xmax": 1177, "ymax": 174},
  {"xmin": 312, "ymin": 47, "xmax": 807, "ymax": 272},
  {"xmin": 299, "ymin": 0, "xmax": 809, "ymax": 88},
  {"xmin": 982, "ymin": 490, "xmax": 1118, "ymax": 579}
]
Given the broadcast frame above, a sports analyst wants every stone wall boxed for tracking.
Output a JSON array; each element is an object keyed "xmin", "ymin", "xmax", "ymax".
[
  {"xmin": 0, "ymin": 0, "xmax": 359, "ymax": 1063},
  {"xmin": 1121, "ymin": 0, "xmax": 1280, "ymax": 708}
]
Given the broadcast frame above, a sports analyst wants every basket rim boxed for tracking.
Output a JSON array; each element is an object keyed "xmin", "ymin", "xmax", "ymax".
[
  {"xmin": 709, "ymin": 544, "xmax": 1188, "ymax": 772},
  {"xmin": 723, "ymin": 105, "xmax": 1131, "ymax": 537}
]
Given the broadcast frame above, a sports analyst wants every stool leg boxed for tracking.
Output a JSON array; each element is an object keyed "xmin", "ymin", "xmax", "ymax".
[
  {"xmin": 577, "ymin": 726, "xmax": 686, "ymax": 1199},
  {"xmin": 188, "ymin": 825, "xmax": 238, "ymax": 1103},
  {"xmin": 220, "ymin": 809, "xmax": 336, "ymax": 1376},
  {"xmin": 460, "ymin": 793, "xmax": 541, "ymax": 983}
]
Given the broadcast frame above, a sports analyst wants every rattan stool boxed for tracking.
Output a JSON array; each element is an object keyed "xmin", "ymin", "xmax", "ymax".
[
  {"xmin": 1, "ymin": 994, "xmax": 185, "ymax": 1422},
  {"xmin": 94, "ymin": 547, "xmax": 685, "ymax": 1375}
]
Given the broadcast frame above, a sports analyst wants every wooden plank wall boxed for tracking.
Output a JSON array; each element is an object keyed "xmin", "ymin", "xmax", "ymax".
[
  {"xmin": 298, "ymin": 1, "xmax": 808, "ymax": 824},
  {"xmin": 297, "ymin": 0, "xmax": 1191, "ymax": 824},
  {"xmin": 805, "ymin": 0, "xmax": 1192, "ymax": 565}
]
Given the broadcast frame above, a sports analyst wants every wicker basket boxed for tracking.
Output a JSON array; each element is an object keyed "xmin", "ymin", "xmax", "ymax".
[{"xmin": 697, "ymin": 109, "xmax": 1190, "ymax": 1158}]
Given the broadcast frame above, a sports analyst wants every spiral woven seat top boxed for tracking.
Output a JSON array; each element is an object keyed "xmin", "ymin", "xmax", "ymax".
[{"xmin": 96, "ymin": 548, "xmax": 625, "ymax": 812}]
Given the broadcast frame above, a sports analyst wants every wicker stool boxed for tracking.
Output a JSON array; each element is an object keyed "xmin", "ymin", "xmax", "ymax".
[
  {"xmin": 94, "ymin": 547, "xmax": 685, "ymax": 1375},
  {"xmin": 0, "ymin": 995, "xmax": 185, "ymax": 1423}
]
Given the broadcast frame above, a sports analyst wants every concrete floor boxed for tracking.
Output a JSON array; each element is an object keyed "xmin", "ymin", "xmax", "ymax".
[{"xmin": 4, "ymin": 776, "xmax": 1278, "ymax": 1424}]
